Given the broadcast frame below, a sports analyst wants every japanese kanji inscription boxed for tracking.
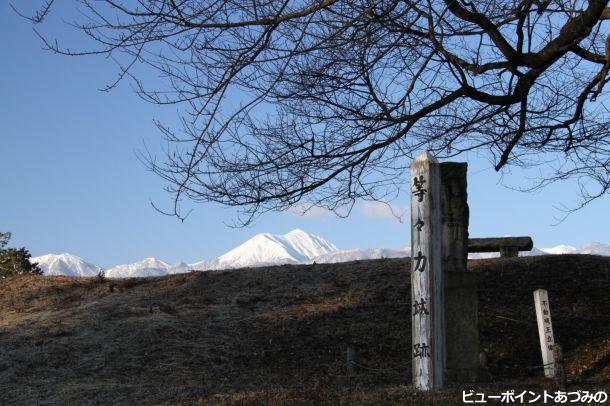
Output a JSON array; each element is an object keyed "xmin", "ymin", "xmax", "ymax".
[{"xmin": 410, "ymin": 151, "xmax": 444, "ymax": 390}]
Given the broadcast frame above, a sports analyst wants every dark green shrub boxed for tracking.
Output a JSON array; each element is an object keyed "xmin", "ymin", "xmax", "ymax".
[{"xmin": 0, "ymin": 232, "xmax": 43, "ymax": 277}]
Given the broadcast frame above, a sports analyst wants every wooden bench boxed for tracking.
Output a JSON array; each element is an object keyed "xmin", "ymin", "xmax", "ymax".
[{"xmin": 468, "ymin": 237, "xmax": 533, "ymax": 257}]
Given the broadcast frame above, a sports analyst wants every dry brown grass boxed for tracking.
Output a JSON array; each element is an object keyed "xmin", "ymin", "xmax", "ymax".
[{"xmin": 0, "ymin": 255, "xmax": 608, "ymax": 405}]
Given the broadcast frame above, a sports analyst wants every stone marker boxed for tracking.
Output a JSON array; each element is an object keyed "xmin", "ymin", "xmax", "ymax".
[
  {"xmin": 439, "ymin": 163, "xmax": 469, "ymax": 273},
  {"xmin": 553, "ymin": 344, "xmax": 567, "ymax": 389},
  {"xmin": 346, "ymin": 346, "xmax": 356, "ymax": 375},
  {"xmin": 440, "ymin": 163, "xmax": 479, "ymax": 382},
  {"xmin": 410, "ymin": 151, "xmax": 444, "ymax": 390},
  {"xmin": 499, "ymin": 246, "xmax": 519, "ymax": 257},
  {"xmin": 533, "ymin": 289, "xmax": 556, "ymax": 378}
]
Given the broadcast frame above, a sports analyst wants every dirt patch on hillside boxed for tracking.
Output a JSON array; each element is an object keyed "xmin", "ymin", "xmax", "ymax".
[{"xmin": 0, "ymin": 255, "xmax": 608, "ymax": 405}]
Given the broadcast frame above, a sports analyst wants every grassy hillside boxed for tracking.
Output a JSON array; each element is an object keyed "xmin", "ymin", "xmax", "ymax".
[{"xmin": 0, "ymin": 255, "xmax": 608, "ymax": 405}]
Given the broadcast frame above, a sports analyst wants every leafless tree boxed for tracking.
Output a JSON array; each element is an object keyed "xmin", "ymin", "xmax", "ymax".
[{"xmin": 22, "ymin": 0, "xmax": 610, "ymax": 224}]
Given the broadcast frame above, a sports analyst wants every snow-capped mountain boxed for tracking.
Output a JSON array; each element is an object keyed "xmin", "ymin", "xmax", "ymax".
[
  {"xmin": 31, "ymin": 253, "xmax": 103, "ymax": 277},
  {"xmin": 60, "ymin": 229, "xmax": 336, "ymax": 277},
  {"xmin": 539, "ymin": 243, "xmax": 610, "ymax": 256},
  {"xmin": 31, "ymin": 233, "xmax": 610, "ymax": 278},
  {"xmin": 311, "ymin": 247, "xmax": 410, "ymax": 263},
  {"xmin": 540, "ymin": 245, "xmax": 578, "ymax": 255},
  {"xmin": 576, "ymin": 242, "xmax": 610, "ymax": 256},
  {"xmin": 203, "ymin": 229, "xmax": 337, "ymax": 269},
  {"xmin": 189, "ymin": 229, "xmax": 337, "ymax": 270},
  {"xmin": 105, "ymin": 258, "xmax": 189, "ymax": 278}
]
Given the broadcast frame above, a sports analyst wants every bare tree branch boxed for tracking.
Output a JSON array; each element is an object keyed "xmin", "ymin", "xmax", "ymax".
[{"xmin": 20, "ymin": 0, "xmax": 610, "ymax": 223}]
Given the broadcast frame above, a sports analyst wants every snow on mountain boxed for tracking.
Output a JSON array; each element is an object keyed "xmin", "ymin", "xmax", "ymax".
[
  {"xmin": 540, "ymin": 243, "xmax": 610, "ymax": 256},
  {"xmin": 103, "ymin": 229, "xmax": 338, "ymax": 276},
  {"xmin": 31, "ymin": 232, "xmax": 609, "ymax": 278},
  {"xmin": 193, "ymin": 229, "xmax": 338, "ymax": 270},
  {"xmin": 105, "ymin": 258, "xmax": 189, "ymax": 278},
  {"xmin": 31, "ymin": 253, "xmax": 103, "ymax": 277},
  {"xmin": 188, "ymin": 258, "xmax": 220, "ymax": 271},
  {"xmin": 311, "ymin": 247, "xmax": 410, "ymax": 263},
  {"xmin": 574, "ymin": 242, "xmax": 610, "ymax": 256},
  {"xmin": 540, "ymin": 245, "xmax": 578, "ymax": 255}
]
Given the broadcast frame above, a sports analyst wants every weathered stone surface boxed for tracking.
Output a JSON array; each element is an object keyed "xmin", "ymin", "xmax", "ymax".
[
  {"xmin": 444, "ymin": 271, "xmax": 480, "ymax": 382},
  {"xmin": 440, "ymin": 163, "xmax": 469, "ymax": 273},
  {"xmin": 469, "ymin": 237, "xmax": 533, "ymax": 254},
  {"xmin": 411, "ymin": 151, "xmax": 444, "ymax": 390},
  {"xmin": 500, "ymin": 246, "xmax": 519, "ymax": 257},
  {"xmin": 534, "ymin": 289, "xmax": 556, "ymax": 378},
  {"xmin": 440, "ymin": 162, "xmax": 480, "ymax": 382}
]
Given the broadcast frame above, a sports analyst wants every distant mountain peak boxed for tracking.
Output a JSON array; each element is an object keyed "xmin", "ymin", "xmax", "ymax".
[
  {"xmin": 213, "ymin": 229, "xmax": 337, "ymax": 269},
  {"xmin": 140, "ymin": 257, "xmax": 167, "ymax": 264},
  {"xmin": 96, "ymin": 230, "xmax": 338, "ymax": 276},
  {"xmin": 578, "ymin": 242, "xmax": 610, "ymax": 256},
  {"xmin": 541, "ymin": 245, "xmax": 578, "ymax": 255},
  {"xmin": 104, "ymin": 257, "xmax": 187, "ymax": 278},
  {"xmin": 31, "ymin": 253, "xmax": 102, "ymax": 277}
]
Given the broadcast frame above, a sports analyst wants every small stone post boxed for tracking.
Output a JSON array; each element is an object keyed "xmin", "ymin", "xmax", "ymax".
[
  {"xmin": 347, "ymin": 346, "xmax": 356, "ymax": 375},
  {"xmin": 500, "ymin": 246, "xmax": 519, "ymax": 257},
  {"xmin": 410, "ymin": 151, "xmax": 444, "ymax": 390},
  {"xmin": 553, "ymin": 344, "xmax": 567, "ymax": 389},
  {"xmin": 534, "ymin": 289, "xmax": 556, "ymax": 378}
]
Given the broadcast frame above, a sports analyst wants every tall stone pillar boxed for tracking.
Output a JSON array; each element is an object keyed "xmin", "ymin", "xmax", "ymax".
[
  {"xmin": 440, "ymin": 162, "xmax": 480, "ymax": 382},
  {"xmin": 410, "ymin": 151, "xmax": 444, "ymax": 390}
]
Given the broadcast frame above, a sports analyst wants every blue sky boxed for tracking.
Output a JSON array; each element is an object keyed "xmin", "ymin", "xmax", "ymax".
[{"xmin": 1, "ymin": 3, "xmax": 607, "ymax": 268}]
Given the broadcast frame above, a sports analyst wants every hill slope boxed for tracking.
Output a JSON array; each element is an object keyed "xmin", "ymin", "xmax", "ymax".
[{"xmin": 1, "ymin": 255, "xmax": 608, "ymax": 405}]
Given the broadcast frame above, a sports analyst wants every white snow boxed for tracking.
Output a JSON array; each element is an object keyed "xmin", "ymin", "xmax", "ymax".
[
  {"xmin": 207, "ymin": 229, "xmax": 337, "ymax": 269},
  {"xmin": 539, "ymin": 243, "xmax": 610, "ymax": 256},
  {"xmin": 540, "ymin": 244, "xmax": 578, "ymax": 255},
  {"xmin": 31, "ymin": 253, "xmax": 103, "ymax": 277},
  {"xmin": 105, "ymin": 258, "xmax": 189, "ymax": 278},
  {"xmin": 577, "ymin": 242, "xmax": 610, "ymax": 256},
  {"xmin": 31, "ymin": 232, "xmax": 610, "ymax": 278},
  {"xmin": 311, "ymin": 247, "xmax": 410, "ymax": 263}
]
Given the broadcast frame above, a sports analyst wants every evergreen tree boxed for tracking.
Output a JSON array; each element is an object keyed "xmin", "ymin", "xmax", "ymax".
[
  {"xmin": 0, "ymin": 232, "xmax": 43, "ymax": 277},
  {"xmin": 0, "ymin": 232, "xmax": 10, "ymax": 248}
]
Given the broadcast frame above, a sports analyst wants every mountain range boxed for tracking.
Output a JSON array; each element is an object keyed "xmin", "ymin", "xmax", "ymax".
[{"xmin": 31, "ymin": 229, "xmax": 610, "ymax": 278}]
